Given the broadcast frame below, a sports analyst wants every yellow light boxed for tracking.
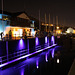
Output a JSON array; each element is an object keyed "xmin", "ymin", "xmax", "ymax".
[
  {"xmin": 57, "ymin": 26, "xmax": 59, "ymax": 29},
  {"xmin": 56, "ymin": 30, "xmax": 61, "ymax": 34},
  {"xmin": 12, "ymin": 28, "xmax": 20, "ymax": 37},
  {"xmin": 73, "ymin": 30, "xmax": 75, "ymax": 34},
  {"xmin": 50, "ymin": 24, "xmax": 53, "ymax": 26}
]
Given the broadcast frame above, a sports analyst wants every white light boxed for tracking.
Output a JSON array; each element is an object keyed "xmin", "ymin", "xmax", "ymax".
[
  {"xmin": 37, "ymin": 66, "xmax": 39, "ymax": 69},
  {"xmin": 66, "ymin": 30, "xmax": 70, "ymax": 33},
  {"xmin": 19, "ymin": 29, "xmax": 23, "ymax": 37},
  {"xmin": 57, "ymin": 59, "xmax": 59, "ymax": 63},
  {"xmin": 57, "ymin": 26, "xmax": 59, "ymax": 29},
  {"xmin": 31, "ymin": 29, "xmax": 35, "ymax": 36}
]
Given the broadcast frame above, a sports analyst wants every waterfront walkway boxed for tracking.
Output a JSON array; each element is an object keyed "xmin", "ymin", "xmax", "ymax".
[
  {"xmin": 68, "ymin": 59, "xmax": 75, "ymax": 75},
  {"xmin": 0, "ymin": 46, "xmax": 74, "ymax": 75}
]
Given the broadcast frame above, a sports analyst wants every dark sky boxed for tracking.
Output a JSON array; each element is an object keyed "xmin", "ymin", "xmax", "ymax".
[{"xmin": 0, "ymin": 0, "xmax": 75, "ymax": 27}]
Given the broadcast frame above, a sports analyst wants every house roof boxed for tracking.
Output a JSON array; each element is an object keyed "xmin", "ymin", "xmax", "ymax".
[
  {"xmin": 0, "ymin": 10, "xmax": 40, "ymax": 24},
  {"xmin": 12, "ymin": 11, "xmax": 39, "ymax": 22}
]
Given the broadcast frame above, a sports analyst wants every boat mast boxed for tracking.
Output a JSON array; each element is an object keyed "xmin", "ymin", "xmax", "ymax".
[
  {"xmin": 53, "ymin": 17, "xmax": 55, "ymax": 33},
  {"xmin": 49, "ymin": 14, "xmax": 50, "ymax": 32},
  {"xmin": 56, "ymin": 16, "xmax": 58, "ymax": 27},
  {"xmin": 45, "ymin": 13, "xmax": 47, "ymax": 32}
]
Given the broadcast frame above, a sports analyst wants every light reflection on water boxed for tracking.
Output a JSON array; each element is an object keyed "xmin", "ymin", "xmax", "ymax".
[
  {"xmin": 0, "ymin": 46, "xmax": 62, "ymax": 75},
  {"xmin": 52, "ymin": 49, "xmax": 55, "ymax": 58}
]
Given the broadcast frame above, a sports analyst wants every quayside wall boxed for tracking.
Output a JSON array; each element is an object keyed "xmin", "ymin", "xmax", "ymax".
[{"xmin": 0, "ymin": 36, "xmax": 57, "ymax": 65}]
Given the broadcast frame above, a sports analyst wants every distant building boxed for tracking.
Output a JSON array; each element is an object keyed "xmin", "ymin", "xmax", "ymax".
[{"xmin": 66, "ymin": 27, "xmax": 74, "ymax": 33}]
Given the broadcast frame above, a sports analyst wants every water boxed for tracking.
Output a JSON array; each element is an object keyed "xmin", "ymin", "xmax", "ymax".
[{"xmin": 0, "ymin": 46, "xmax": 74, "ymax": 75}]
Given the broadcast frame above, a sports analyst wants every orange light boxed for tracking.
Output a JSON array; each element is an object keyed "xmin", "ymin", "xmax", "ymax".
[
  {"xmin": 73, "ymin": 30, "xmax": 75, "ymax": 34},
  {"xmin": 56, "ymin": 30, "xmax": 61, "ymax": 34},
  {"xmin": 50, "ymin": 24, "xmax": 53, "ymax": 26}
]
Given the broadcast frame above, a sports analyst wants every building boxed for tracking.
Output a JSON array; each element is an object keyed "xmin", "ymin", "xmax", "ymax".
[
  {"xmin": 0, "ymin": 10, "xmax": 40, "ymax": 39},
  {"xmin": 0, "ymin": 10, "xmax": 11, "ymax": 35}
]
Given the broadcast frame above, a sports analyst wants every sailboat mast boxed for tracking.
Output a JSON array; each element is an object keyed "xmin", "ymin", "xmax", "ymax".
[
  {"xmin": 56, "ymin": 16, "xmax": 58, "ymax": 27},
  {"xmin": 49, "ymin": 14, "xmax": 50, "ymax": 32},
  {"xmin": 45, "ymin": 13, "xmax": 47, "ymax": 32},
  {"xmin": 53, "ymin": 17, "xmax": 55, "ymax": 32}
]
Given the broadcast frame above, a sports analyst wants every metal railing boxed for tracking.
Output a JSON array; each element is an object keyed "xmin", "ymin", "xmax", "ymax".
[
  {"xmin": 0, "ymin": 49, "xmax": 28, "ymax": 64},
  {"xmin": 0, "ymin": 42, "xmax": 52, "ymax": 65}
]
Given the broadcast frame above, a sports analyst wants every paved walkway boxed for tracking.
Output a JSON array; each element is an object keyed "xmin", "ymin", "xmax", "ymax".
[{"xmin": 68, "ymin": 59, "xmax": 75, "ymax": 75}]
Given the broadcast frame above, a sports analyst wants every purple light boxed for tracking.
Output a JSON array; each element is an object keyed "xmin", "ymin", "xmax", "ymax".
[
  {"xmin": 0, "ymin": 44, "xmax": 57, "ymax": 68},
  {"xmin": 52, "ymin": 49, "xmax": 54, "ymax": 58},
  {"xmin": 27, "ymin": 39, "xmax": 29, "ymax": 54},
  {"xmin": 36, "ymin": 59, "xmax": 39, "ymax": 69},
  {"xmin": 21, "ymin": 69, "xmax": 24, "ymax": 75},
  {"xmin": 46, "ymin": 53, "xmax": 48, "ymax": 62},
  {"xmin": 18, "ymin": 39, "xmax": 25, "ymax": 50},
  {"xmin": 45, "ymin": 36, "xmax": 47, "ymax": 43},
  {"xmin": 20, "ymin": 39, "xmax": 23, "ymax": 45},
  {"xmin": 51, "ymin": 36, "xmax": 55, "ymax": 44},
  {"xmin": 6, "ymin": 41, "xmax": 9, "ymax": 61},
  {"xmin": 35, "ymin": 37, "xmax": 39, "ymax": 46},
  {"xmin": 48, "ymin": 37, "xmax": 49, "ymax": 46}
]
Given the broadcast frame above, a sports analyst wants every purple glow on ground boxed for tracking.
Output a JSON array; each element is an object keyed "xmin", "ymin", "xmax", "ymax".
[
  {"xmin": 35, "ymin": 37, "xmax": 39, "ymax": 46},
  {"xmin": 21, "ymin": 69, "xmax": 24, "ymax": 75},
  {"xmin": 36, "ymin": 59, "xmax": 39, "ymax": 69},
  {"xmin": 51, "ymin": 36, "xmax": 55, "ymax": 44},
  {"xmin": 46, "ymin": 53, "xmax": 48, "ymax": 62},
  {"xmin": 52, "ymin": 49, "xmax": 55, "ymax": 58},
  {"xmin": 0, "ymin": 44, "xmax": 57, "ymax": 68},
  {"xmin": 18, "ymin": 39, "xmax": 25, "ymax": 50},
  {"xmin": 45, "ymin": 36, "xmax": 47, "ymax": 43}
]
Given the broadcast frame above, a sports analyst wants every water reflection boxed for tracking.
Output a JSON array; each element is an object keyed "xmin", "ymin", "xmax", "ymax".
[
  {"xmin": 45, "ymin": 53, "xmax": 48, "ymax": 62},
  {"xmin": 0, "ymin": 46, "xmax": 63, "ymax": 75},
  {"xmin": 51, "ymin": 49, "xmax": 55, "ymax": 58},
  {"xmin": 21, "ymin": 68, "xmax": 24, "ymax": 75},
  {"xmin": 57, "ymin": 59, "xmax": 60, "ymax": 64},
  {"xmin": 51, "ymin": 36, "xmax": 55, "ymax": 44},
  {"xmin": 36, "ymin": 58, "xmax": 39, "ymax": 69}
]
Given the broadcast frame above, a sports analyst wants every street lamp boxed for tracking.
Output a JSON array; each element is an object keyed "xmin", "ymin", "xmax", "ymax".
[
  {"xmin": 2, "ymin": 0, "xmax": 4, "ymax": 33},
  {"xmin": 57, "ymin": 26, "xmax": 59, "ymax": 29}
]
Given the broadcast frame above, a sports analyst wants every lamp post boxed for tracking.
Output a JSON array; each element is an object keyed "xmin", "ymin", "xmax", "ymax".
[
  {"xmin": 39, "ymin": 10, "xmax": 41, "ymax": 31},
  {"xmin": 2, "ymin": 0, "xmax": 4, "ymax": 33}
]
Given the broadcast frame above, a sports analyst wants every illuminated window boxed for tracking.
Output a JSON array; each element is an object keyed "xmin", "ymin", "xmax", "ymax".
[{"xmin": 0, "ymin": 14, "xmax": 2, "ymax": 19}]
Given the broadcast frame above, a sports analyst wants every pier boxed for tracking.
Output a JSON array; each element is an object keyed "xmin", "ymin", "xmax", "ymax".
[{"xmin": 0, "ymin": 36, "xmax": 57, "ymax": 68}]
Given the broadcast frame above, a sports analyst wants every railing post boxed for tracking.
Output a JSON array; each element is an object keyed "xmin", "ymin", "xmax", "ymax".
[
  {"xmin": 6, "ymin": 41, "xmax": 9, "ymax": 61},
  {"xmin": 27, "ymin": 39, "xmax": 29, "ymax": 54},
  {"xmin": 0, "ymin": 57, "xmax": 2, "ymax": 65}
]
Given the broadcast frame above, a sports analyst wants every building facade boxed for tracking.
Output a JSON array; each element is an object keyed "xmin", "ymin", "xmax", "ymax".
[{"xmin": 0, "ymin": 11, "xmax": 40, "ymax": 39}]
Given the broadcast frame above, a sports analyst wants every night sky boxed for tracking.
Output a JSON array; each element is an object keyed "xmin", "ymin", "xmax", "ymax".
[{"xmin": 0, "ymin": 0, "xmax": 75, "ymax": 27}]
